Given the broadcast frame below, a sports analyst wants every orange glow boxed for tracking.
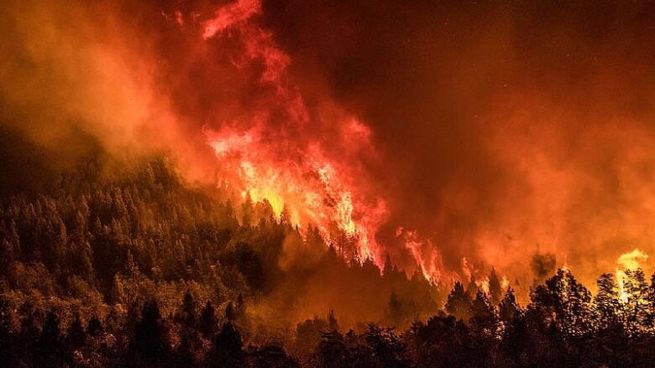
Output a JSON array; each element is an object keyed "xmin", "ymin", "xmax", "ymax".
[
  {"xmin": 205, "ymin": 122, "xmax": 388, "ymax": 265},
  {"xmin": 616, "ymin": 249, "xmax": 648, "ymax": 302},
  {"xmin": 395, "ymin": 227, "xmax": 443, "ymax": 282},
  {"xmin": 10, "ymin": 0, "xmax": 655, "ymax": 292},
  {"xmin": 199, "ymin": 0, "xmax": 445, "ymax": 275}
]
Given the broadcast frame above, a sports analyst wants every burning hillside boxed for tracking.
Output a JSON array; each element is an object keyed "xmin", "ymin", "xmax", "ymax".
[
  {"xmin": 199, "ymin": 0, "xmax": 399, "ymax": 273},
  {"xmin": 4, "ymin": 0, "xmax": 655, "ymax": 289},
  {"xmin": 3, "ymin": 0, "xmax": 655, "ymax": 366}
]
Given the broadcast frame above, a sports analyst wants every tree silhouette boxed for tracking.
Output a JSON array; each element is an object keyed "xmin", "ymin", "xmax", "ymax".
[
  {"xmin": 87, "ymin": 314, "xmax": 103, "ymax": 337},
  {"xmin": 9, "ymin": 157, "xmax": 655, "ymax": 367},
  {"xmin": 175, "ymin": 328, "xmax": 200, "ymax": 368},
  {"xmin": 38, "ymin": 310, "xmax": 63, "ymax": 366},
  {"xmin": 315, "ymin": 330, "xmax": 348, "ymax": 368},
  {"xmin": 408, "ymin": 314, "xmax": 471, "ymax": 368},
  {"xmin": 66, "ymin": 312, "xmax": 86, "ymax": 350},
  {"xmin": 470, "ymin": 290, "xmax": 500, "ymax": 339},
  {"xmin": 363, "ymin": 324, "xmax": 409, "ymax": 368},
  {"xmin": 129, "ymin": 299, "xmax": 170, "ymax": 365},
  {"xmin": 0, "ymin": 298, "xmax": 15, "ymax": 367},
  {"xmin": 225, "ymin": 301, "xmax": 237, "ymax": 322},
  {"xmin": 489, "ymin": 268, "xmax": 503, "ymax": 306},
  {"xmin": 296, "ymin": 315, "xmax": 332, "ymax": 355},
  {"xmin": 498, "ymin": 286, "xmax": 521, "ymax": 323},
  {"xmin": 208, "ymin": 322, "xmax": 243, "ymax": 368},
  {"xmin": 531, "ymin": 268, "xmax": 594, "ymax": 336},
  {"xmin": 248, "ymin": 344, "xmax": 300, "ymax": 368},
  {"xmin": 622, "ymin": 268, "xmax": 649, "ymax": 335},
  {"xmin": 595, "ymin": 273, "xmax": 621, "ymax": 331},
  {"xmin": 199, "ymin": 301, "xmax": 218, "ymax": 339},
  {"xmin": 445, "ymin": 281, "xmax": 472, "ymax": 321},
  {"xmin": 175, "ymin": 289, "xmax": 197, "ymax": 328}
]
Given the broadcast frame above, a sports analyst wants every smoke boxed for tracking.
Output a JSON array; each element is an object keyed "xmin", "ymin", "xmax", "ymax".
[
  {"xmin": 4, "ymin": 0, "xmax": 655, "ymax": 295},
  {"xmin": 0, "ymin": 0, "xmax": 216, "ymax": 181},
  {"xmin": 531, "ymin": 253, "xmax": 557, "ymax": 283},
  {"xmin": 617, "ymin": 249, "xmax": 649, "ymax": 271},
  {"xmin": 260, "ymin": 0, "xmax": 655, "ymax": 285}
]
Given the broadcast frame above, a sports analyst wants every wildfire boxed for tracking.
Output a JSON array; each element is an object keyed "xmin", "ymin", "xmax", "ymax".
[
  {"xmin": 477, "ymin": 277, "xmax": 490, "ymax": 295},
  {"xmin": 197, "ymin": 0, "xmax": 449, "ymax": 280},
  {"xmin": 395, "ymin": 227, "xmax": 443, "ymax": 282},
  {"xmin": 616, "ymin": 249, "xmax": 649, "ymax": 302},
  {"xmin": 501, "ymin": 275, "xmax": 510, "ymax": 290},
  {"xmin": 201, "ymin": 0, "xmax": 389, "ymax": 266},
  {"xmin": 205, "ymin": 123, "xmax": 387, "ymax": 264}
]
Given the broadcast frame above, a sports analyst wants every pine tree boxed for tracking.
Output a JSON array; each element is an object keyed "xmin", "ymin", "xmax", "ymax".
[
  {"xmin": 130, "ymin": 299, "xmax": 170, "ymax": 363},
  {"xmin": 498, "ymin": 287, "xmax": 521, "ymax": 323},
  {"xmin": 208, "ymin": 323, "xmax": 243, "ymax": 368},
  {"xmin": 470, "ymin": 290, "xmax": 499, "ymax": 339},
  {"xmin": 225, "ymin": 301, "xmax": 237, "ymax": 322},
  {"xmin": 78, "ymin": 240, "xmax": 94, "ymax": 278},
  {"xmin": 0, "ymin": 220, "xmax": 19, "ymax": 269},
  {"xmin": 199, "ymin": 301, "xmax": 218, "ymax": 339},
  {"xmin": 38, "ymin": 311, "xmax": 63, "ymax": 366},
  {"xmin": 363, "ymin": 324, "xmax": 409, "ymax": 368},
  {"xmin": 176, "ymin": 328, "xmax": 200, "ymax": 368},
  {"xmin": 594, "ymin": 273, "xmax": 621, "ymax": 330},
  {"xmin": 126, "ymin": 249, "xmax": 140, "ymax": 277},
  {"xmin": 327, "ymin": 310, "xmax": 339, "ymax": 332},
  {"xmin": 531, "ymin": 268, "xmax": 594, "ymax": 336},
  {"xmin": 646, "ymin": 273, "xmax": 655, "ymax": 328},
  {"xmin": 176, "ymin": 289, "xmax": 196, "ymax": 328},
  {"xmin": 0, "ymin": 298, "xmax": 14, "ymax": 366},
  {"xmin": 489, "ymin": 268, "xmax": 503, "ymax": 306},
  {"xmin": 315, "ymin": 330, "xmax": 348, "ymax": 368},
  {"xmin": 87, "ymin": 315, "xmax": 103, "ymax": 337},
  {"xmin": 622, "ymin": 268, "xmax": 649, "ymax": 334},
  {"xmin": 445, "ymin": 282, "xmax": 473, "ymax": 321},
  {"xmin": 66, "ymin": 312, "xmax": 86, "ymax": 350},
  {"xmin": 388, "ymin": 292, "xmax": 404, "ymax": 326}
]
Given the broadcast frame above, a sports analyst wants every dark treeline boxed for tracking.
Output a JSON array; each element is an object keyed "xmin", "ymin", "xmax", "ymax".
[
  {"xmin": 0, "ymin": 154, "xmax": 438, "ymax": 322},
  {"xmin": 4, "ymin": 266, "xmax": 655, "ymax": 367},
  {"xmin": 0, "ymin": 153, "xmax": 437, "ymax": 366},
  {"xmin": 2, "ymin": 154, "xmax": 655, "ymax": 366}
]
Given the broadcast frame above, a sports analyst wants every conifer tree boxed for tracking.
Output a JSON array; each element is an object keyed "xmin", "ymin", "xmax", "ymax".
[
  {"xmin": 489, "ymin": 268, "xmax": 503, "ymax": 306},
  {"xmin": 498, "ymin": 286, "xmax": 521, "ymax": 323},
  {"xmin": 199, "ymin": 301, "xmax": 218, "ymax": 339},
  {"xmin": 594, "ymin": 273, "xmax": 621, "ymax": 330},
  {"xmin": 208, "ymin": 323, "xmax": 243, "ymax": 368},
  {"xmin": 470, "ymin": 290, "xmax": 499, "ymax": 339},
  {"xmin": 622, "ymin": 268, "xmax": 649, "ymax": 334},
  {"xmin": 130, "ymin": 299, "xmax": 170, "ymax": 364},
  {"xmin": 445, "ymin": 282, "xmax": 473, "ymax": 321}
]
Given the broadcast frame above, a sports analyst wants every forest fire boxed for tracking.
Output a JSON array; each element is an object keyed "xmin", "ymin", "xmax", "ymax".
[
  {"xmin": 5, "ymin": 0, "xmax": 655, "ymax": 366},
  {"xmin": 200, "ymin": 0, "xmax": 397, "ymax": 271},
  {"xmin": 616, "ymin": 249, "xmax": 649, "ymax": 303},
  {"xmin": 205, "ymin": 123, "xmax": 388, "ymax": 265}
]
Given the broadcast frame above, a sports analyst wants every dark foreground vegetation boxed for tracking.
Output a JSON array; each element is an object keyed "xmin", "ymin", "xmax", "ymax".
[
  {"xmin": 2, "ymin": 154, "xmax": 655, "ymax": 367},
  {"xmin": 6, "ymin": 262, "xmax": 655, "ymax": 368}
]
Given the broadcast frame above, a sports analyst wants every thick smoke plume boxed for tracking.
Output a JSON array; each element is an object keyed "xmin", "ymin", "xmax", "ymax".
[{"xmin": 3, "ymin": 0, "xmax": 655, "ymax": 295}]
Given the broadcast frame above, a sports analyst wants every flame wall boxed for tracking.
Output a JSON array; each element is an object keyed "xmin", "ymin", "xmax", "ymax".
[{"xmin": 3, "ymin": 0, "xmax": 655, "ymax": 289}]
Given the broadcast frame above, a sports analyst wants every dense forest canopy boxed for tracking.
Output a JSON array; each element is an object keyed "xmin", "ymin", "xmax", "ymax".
[
  {"xmin": 1, "ymin": 128, "xmax": 655, "ymax": 367},
  {"xmin": 4, "ymin": 0, "xmax": 655, "ymax": 287},
  {"xmin": 4, "ymin": 0, "xmax": 655, "ymax": 366},
  {"xmin": 0, "ymin": 128, "xmax": 440, "ymax": 327}
]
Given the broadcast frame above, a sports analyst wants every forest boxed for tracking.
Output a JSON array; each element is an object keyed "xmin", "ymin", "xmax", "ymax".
[
  {"xmin": 0, "ymin": 143, "xmax": 654, "ymax": 368},
  {"xmin": 5, "ymin": 0, "xmax": 655, "ymax": 366}
]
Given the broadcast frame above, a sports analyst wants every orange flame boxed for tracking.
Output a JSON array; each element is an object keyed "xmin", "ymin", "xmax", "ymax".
[
  {"xmin": 616, "ymin": 248, "xmax": 648, "ymax": 302},
  {"xmin": 201, "ymin": 0, "xmax": 387, "ymax": 263},
  {"xmin": 200, "ymin": 0, "xmax": 447, "ymax": 279}
]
